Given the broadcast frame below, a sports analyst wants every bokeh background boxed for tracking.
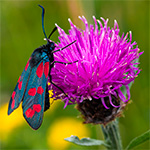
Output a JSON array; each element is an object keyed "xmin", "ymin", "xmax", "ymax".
[{"xmin": 1, "ymin": 0, "xmax": 149, "ymax": 149}]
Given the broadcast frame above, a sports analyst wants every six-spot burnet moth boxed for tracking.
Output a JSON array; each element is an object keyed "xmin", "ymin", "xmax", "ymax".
[{"xmin": 8, "ymin": 5, "xmax": 76, "ymax": 130}]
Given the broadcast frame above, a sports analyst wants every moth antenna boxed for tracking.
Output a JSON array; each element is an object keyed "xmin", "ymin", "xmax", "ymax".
[
  {"xmin": 38, "ymin": 5, "xmax": 48, "ymax": 41},
  {"xmin": 48, "ymin": 26, "xmax": 57, "ymax": 39}
]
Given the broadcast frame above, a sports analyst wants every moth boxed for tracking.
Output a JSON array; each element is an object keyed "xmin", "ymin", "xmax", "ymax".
[{"xmin": 8, "ymin": 5, "xmax": 76, "ymax": 130}]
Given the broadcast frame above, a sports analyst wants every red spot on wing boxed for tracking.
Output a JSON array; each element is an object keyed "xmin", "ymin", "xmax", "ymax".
[
  {"xmin": 25, "ymin": 108, "xmax": 35, "ymax": 118},
  {"xmin": 25, "ymin": 61, "xmax": 29, "ymax": 71},
  {"xmin": 44, "ymin": 62, "xmax": 49, "ymax": 78},
  {"xmin": 33, "ymin": 104, "xmax": 41, "ymax": 113},
  {"xmin": 11, "ymin": 91, "xmax": 16, "ymax": 109},
  {"xmin": 28, "ymin": 88, "xmax": 36, "ymax": 96},
  {"xmin": 36, "ymin": 62, "xmax": 44, "ymax": 78},
  {"xmin": 12, "ymin": 91, "xmax": 16, "ymax": 99},
  {"xmin": 37, "ymin": 86, "xmax": 44, "ymax": 95},
  {"xmin": 18, "ymin": 81, "xmax": 22, "ymax": 90},
  {"xmin": 25, "ymin": 57, "xmax": 31, "ymax": 71},
  {"xmin": 25, "ymin": 104, "xmax": 41, "ymax": 118},
  {"xmin": 11, "ymin": 99, "xmax": 15, "ymax": 109},
  {"xmin": 18, "ymin": 76, "xmax": 21, "ymax": 82}
]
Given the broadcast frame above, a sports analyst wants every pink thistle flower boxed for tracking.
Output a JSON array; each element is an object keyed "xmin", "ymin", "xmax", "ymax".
[{"xmin": 48, "ymin": 16, "xmax": 143, "ymax": 124}]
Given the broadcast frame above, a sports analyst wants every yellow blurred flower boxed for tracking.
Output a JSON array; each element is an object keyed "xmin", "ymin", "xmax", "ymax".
[
  {"xmin": 0, "ymin": 103, "xmax": 24, "ymax": 140},
  {"xmin": 47, "ymin": 117, "xmax": 90, "ymax": 150}
]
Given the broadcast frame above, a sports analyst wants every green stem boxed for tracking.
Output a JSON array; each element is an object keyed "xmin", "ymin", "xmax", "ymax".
[{"xmin": 101, "ymin": 119, "xmax": 123, "ymax": 150}]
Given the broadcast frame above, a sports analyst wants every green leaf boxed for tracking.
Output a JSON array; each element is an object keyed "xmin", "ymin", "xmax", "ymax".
[
  {"xmin": 64, "ymin": 136, "xmax": 109, "ymax": 147},
  {"xmin": 126, "ymin": 130, "xmax": 150, "ymax": 150}
]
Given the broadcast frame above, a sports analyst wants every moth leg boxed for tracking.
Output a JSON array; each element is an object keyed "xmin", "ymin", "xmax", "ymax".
[
  {"xmin": 52, "ymin": 40, "xmax": 76, "ymax": 53},
  {"xmin": 51, "ymin": 60, "xmax": 78, "ymax": 65},
  {"xmin": 49, "ymin": 75, "xmax": 68, "ymax": 97}
]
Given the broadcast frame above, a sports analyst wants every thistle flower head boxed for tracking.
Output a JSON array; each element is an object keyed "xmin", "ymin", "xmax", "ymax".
[{"xmin": 48, "ymin": 16, "xmax": 143, "ymax": 124}]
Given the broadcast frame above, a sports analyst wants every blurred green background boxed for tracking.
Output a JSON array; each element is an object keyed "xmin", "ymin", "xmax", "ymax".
[{"xmin": 1, "ymin": 0, "xmax": 149, "ymax": 149}]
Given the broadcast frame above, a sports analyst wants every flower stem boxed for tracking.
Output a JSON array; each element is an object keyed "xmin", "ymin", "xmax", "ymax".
[{"xmin": 101, "ymin": 119, "xmax": 123, "ymax": 150}]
